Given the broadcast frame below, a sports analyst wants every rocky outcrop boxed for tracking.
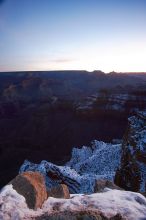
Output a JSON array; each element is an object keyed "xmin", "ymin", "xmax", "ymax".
[
  {"xmin": 9, "ymin": 171, "xmax": 47, "ymax": 209},
  {"xmin": 94, "ymin": 179, "xmax": 122, "ymax": 193},
  {"xmin": 48, "ymin": 184, "xmax": 70, "ymax": 199},
  {"xmin": 115, "ymin": 111, "xmax": 146, "ymax": 193},
  {"xmin": 66, "ymin": 141, "xmax": 121, "ymax": 179},
  {"xmin": 9, "ymin": 171, "xmax": 70, "ymax": 209},
  {"xmin": 19, "ymin": 140, "xmax": 121, "ymax": 194},
  {"xmin": 20, "ymin": 160, "xmax": 82, "ymax": 194}
]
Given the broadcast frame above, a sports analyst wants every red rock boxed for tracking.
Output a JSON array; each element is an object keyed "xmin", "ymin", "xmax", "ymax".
[
  {"xmin": 94, "ymin": 179, "xmax": 122, "ymax": 193},
  {"xmin": 47, "ymin": 184, "xmax": 70, "ymax": 199},
  {"xmin": 10, "ymin": 171, "xmax": 47, "ymax": 209}
]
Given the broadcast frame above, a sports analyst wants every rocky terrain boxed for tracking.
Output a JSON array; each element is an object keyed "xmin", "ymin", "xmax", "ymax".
[
  {"xmin": 19, "ymin": 140, "xmax": 121, "ymax": 194},
  {"xmin": 18, "ymin": 111, "xmax": 146, "ymax": 195},
  {"xmin": 0, "ymin": 71, "xmax": 146, "ymax": 188},
  {"xmin": 1, "ymin": 180, "xmax": 146, "ymax": 220},
  {"xmin": 0, "ymin": 111, "xmax": 146, "ymax": 219}
]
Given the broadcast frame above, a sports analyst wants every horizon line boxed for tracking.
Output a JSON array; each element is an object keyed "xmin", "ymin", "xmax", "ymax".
[{"xmin": 0, "ymin": 70, "xmax": 146, "ymax": 74}]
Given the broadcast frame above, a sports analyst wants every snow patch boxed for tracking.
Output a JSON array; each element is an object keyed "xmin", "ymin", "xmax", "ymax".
[
  {"xmin": 1, "ymin": 185, "xmax": 146, "ymax": 220},
  {"xmin": 66, "ymin": 140, "xmax": 121, "ymax": 179}
]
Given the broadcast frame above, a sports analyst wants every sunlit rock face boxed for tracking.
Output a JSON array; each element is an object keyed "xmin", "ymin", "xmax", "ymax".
[
  {"xmin": 9, "ymin": 171, "xmax": 47, "ymax": 210},
  {"xmin": 115, "ymin": 111, "xmax": 146, "ymax": 193}
]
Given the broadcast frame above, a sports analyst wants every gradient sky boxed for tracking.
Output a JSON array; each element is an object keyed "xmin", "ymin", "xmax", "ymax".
[{"xmin": 0, "ymin": 0, "xmax": 146, "ymax": 72}]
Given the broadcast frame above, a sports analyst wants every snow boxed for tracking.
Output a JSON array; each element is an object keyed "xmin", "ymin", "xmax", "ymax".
[
  {"xmin": 77, "ymin": 92, "xmax": 146, "ymax": 112},
  {"xmin": 1, "ymin": 185, "xmax": 146, "ymax": 220},
  {"xmin": 0, "ymin": 185, "xmax": 35, "ymax": 220},
  {"xmin": 66, "ymin": 140, "xmax": 121, "ymax": 178},
  {"xmin": 19, "ymin": 140, "xmax": 121, "ymax": 194}
]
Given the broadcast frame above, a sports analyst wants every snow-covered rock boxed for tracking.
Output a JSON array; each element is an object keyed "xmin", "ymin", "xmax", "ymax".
[
  {"xmin": 115, "ymin": 111, "xmax": 146, "ymax": 193},
  {"xmin": 19, "ymin": 140, "xmax": 121, "ymax": 194},
  {"xmin": 1, "ymin": 184, "xmax": 146, "ymax": 220},
  {"xmin": 76, "ymin": 92, "xmax": 146, "ymax": 113},
  {"xmin": 66, "ymin": 140, "xmax": 121, "ymax": 178}
]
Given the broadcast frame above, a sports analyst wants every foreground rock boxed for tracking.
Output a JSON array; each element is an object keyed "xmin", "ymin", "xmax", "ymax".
[
  {"xmin": 48, "ymin": 184, "xmax": 70, "ymax": 199},
  {"xmin": 115, "ymin": 111, "xmax": 146, "ymax": 193},
  {"xmin": 9, "ymin": 171, "xmax": 47, "ymax": 209},
  {"xmin": 0, "ymin": 185, "xmax": 146, "ymax": 220},
  {"xmin": 36, "ymin": 211, "xmax": 125, "ymax": 220}
]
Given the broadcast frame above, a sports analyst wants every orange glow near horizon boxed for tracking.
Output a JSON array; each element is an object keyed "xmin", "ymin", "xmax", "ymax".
[{"xmin": 0, "ymin": 37, "xmax": 146, "ymax": 73}]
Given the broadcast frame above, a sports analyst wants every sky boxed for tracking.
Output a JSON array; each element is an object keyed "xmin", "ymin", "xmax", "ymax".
[{"xmin": 0, "ymin": 0, "xmax": 146, "ymax": 72}]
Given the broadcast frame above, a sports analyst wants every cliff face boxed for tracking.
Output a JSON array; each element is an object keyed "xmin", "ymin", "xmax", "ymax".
[{"xmin": 115, "ymin": 111, "xmax": 146, "ymax": 193}]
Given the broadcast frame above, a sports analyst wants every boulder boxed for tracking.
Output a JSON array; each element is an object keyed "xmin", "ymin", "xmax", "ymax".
[
  {"xmin": 94, "ymin": 179, "xmax": 122, "ymax": 193},
  {"xmin": 47, "ymin": 184, "xmax": 70, "ymax": 199},
  {"xmin": 9, "ymin": 171, "xmax": 47, "ymax": 209}
]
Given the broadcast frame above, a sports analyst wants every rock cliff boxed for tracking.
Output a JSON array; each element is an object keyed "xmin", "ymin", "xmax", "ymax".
[{"xmin": 115, "ymin": 111, "xmax": 146, "ymax": 193}]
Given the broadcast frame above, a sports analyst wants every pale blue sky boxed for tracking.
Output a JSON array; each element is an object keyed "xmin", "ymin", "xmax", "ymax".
[{"xmin": 0, "ymin": 0, "xmax": 146, "ymax": 72}]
